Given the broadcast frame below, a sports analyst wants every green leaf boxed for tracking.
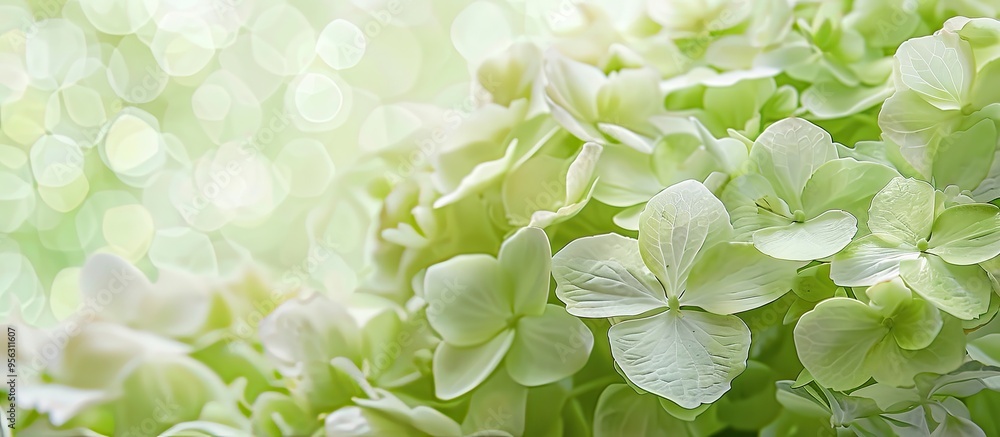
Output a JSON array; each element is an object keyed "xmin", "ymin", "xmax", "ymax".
[
  {"xmin": 831, "ymin": 234, "xmax": 920, "ymax": 286},
  {"xmin": 506, "ymin": 305, "xmax": 593, "ymax": 387},
  {"xmin": 894, "ymin": 33, "xmax": 973, "ymax": 110},
  {"xmin": 499, "ymin": 227, "xmax": 551, "ymax": 317},
  {"xmin": 609, "ymin": 309, "xmax": 750, "ymax": 408},
  {"xmin": 638, "ymin": 180, "xmax": 733, "ymax": 300},
  {"xmin": 749, "ymin": 117, "xmax": 838, "ymax": 211},
  {"xmin": 752, "ymin": 210, "xmax": 858, "ymax": 261},
  {"xmin": 868, "ymin": 177, "xmax": 936, "ymax": 244},
  {"xmin": 927, "ymin": 204, "xmax": 1000, "ymax": 265},
  {"xmin": 552, "ymin": 233, "xmax": 667, "ymax": 318},
  {"xmin": 432, "ymin": 330, "xmax": 515, "ymax": 400},
  {"xmin": 795, "ymin": 298, "xmax": 888, "ymax": 390},
  {"xmin": 900, "ymin": 255, "xmax": 992, "ymax": 320},
  {"xmin": 424, "ymin": 255, "xmax": 512, "ymax": 346},
  {"xmin": 682, "ymin": 242, "xmax": 801, "ymax": 314}
]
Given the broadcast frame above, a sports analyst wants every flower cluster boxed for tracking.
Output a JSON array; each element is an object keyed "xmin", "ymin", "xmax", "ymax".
[{"xmin": 7, "ymin": 0, "xmax": 1000, "ymax": 436}]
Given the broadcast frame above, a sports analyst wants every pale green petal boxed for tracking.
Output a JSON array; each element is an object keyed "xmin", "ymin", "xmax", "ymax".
[
  {"xmin": 877, "ymin": 90, "xmax": 960, "ymax": 178},
  {"xmin": 552, "ymin": 233, "xmax": 667, "ymax": 318},
  {"xmin": 612, "ymin": 204, "xmax": 644, "ymax": 231},
  {"xmin": 968, "ymin": 334, "xmax": 1000, "ymax": 366},
  {"xmin": 683, "ymin": 242, "xmax": 801, "ymax": 314},
  {"xmin": 161, "ymin": 422, "xmax": 248, "ymax": 437},
  {"xmin": 565, "ymin": 142, "xmax": 603, "ymax": 203},
  {"xmin": 868, "ymin": 177, "xmax": 935, "ymax": 243},
  {"xmin": 927, "ymin": 204, "xmax": 1000, "ymax": 265},
  {"xmin": 593, "ymin": 385, "xmax": 688, "ymax": 437},
  {"xmin": 506, "ymin": 305, "xmax": 593, "ymax": 386},
  {"xmin": 463, "ymin": 370, "xmax": 527, "ymax": 437},
  {"xmin": 433, "ymin": 330, "xmax": 515, "ymax": 400},
  {"xmin": 324, "ymin": 406, "xmax": 415, "ymax": 437},
  {"xmin": 749, "ymin": 117, "xmax": 838, "ymax": 210},
  {"xmin": 499, "ymin": 227, "xmax": 551, "ymax": 317},
  {"xmin": 18, "ymin": 385, "xmax": 109, "ymax": 427},
  {"xmin": 502, "ymin": 153, "xmax": 570, "ymax": 226},
  {"xmin": 892, "ymin": 298, "xmax": 944, "ymax": 351},
  {"xmin": 251, "ymin": 392, "xmax": 314, "ymax": 437},
  {"xmin": 830, "ymin": 234, "xmax": 920, "ymax": 287},
  {"xmin": 609, "ymin": 310, "xmax": 750, "ymax": 409},
  {"xmin": 801, "ymin": 81, "xmax": 894, "ymax": 120},
  {"xmin": 721, "ymin": 173, "xmax": 793, "ymax": 239},
  {"xmin": 932, "ymin": 120, "xmax": 997, "ymax": 192},
  {"xmin": 658, "ymin": 397, "xmax": 711, "ymax": 421},
  {"xmin": 869, "ymin": 317, "xmax": 965, "ymax": 388},
  {"xmin": 865, "ymin": 277, "xmax": 915, "ymax": 318},
  {"xmin": 354, "ymin": 389, "xmax": 464, "ymax": 437},
  {"xmin": 931, "ymin": 413, "xmax": 987, "ymax": 437},
  {"xmin": 433, "ymin": 140, "xmax": 518, "ymax": 209},
  {"xmin": 792, "ymin": 263, "xmax": 838, "ymax": 302},
  {"xmin": 793, "ymin": 298, "xmax": 887, "ymax": 391},
  {"xmin": 593, "ymin": 144, "xmax": 662, "ymax": 207},
  {"xmin": 424, "ymin": 255, "xmax": 512, "ymax": 346},
  {"xmin": 801, "ymin": 158, "xmax": 899, "ymax": 224},
  {"xmin": 115, "ymin": 355, "xmax": 241, "ymax": 436},
  {"xmin": 639, "ymin": 180, "xmax": 733, "ymax": 299},
  {"xmin": 900, "ymin": 255, "xmax": 992, "ymax": 320},
  {"xmin": 752, "ymin": 210, "xmax": 858, "ymax": 261},
  {"xmin": 526, "ymin": 143, "xmax": 602, "ymax": 228},
  {"xmin": 894, "ymin": 33, "xmax": 972, "ymax": 111},
  {"xmin": 544, "ymin": 52, "xmax": 602, "ymax": 122}
]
